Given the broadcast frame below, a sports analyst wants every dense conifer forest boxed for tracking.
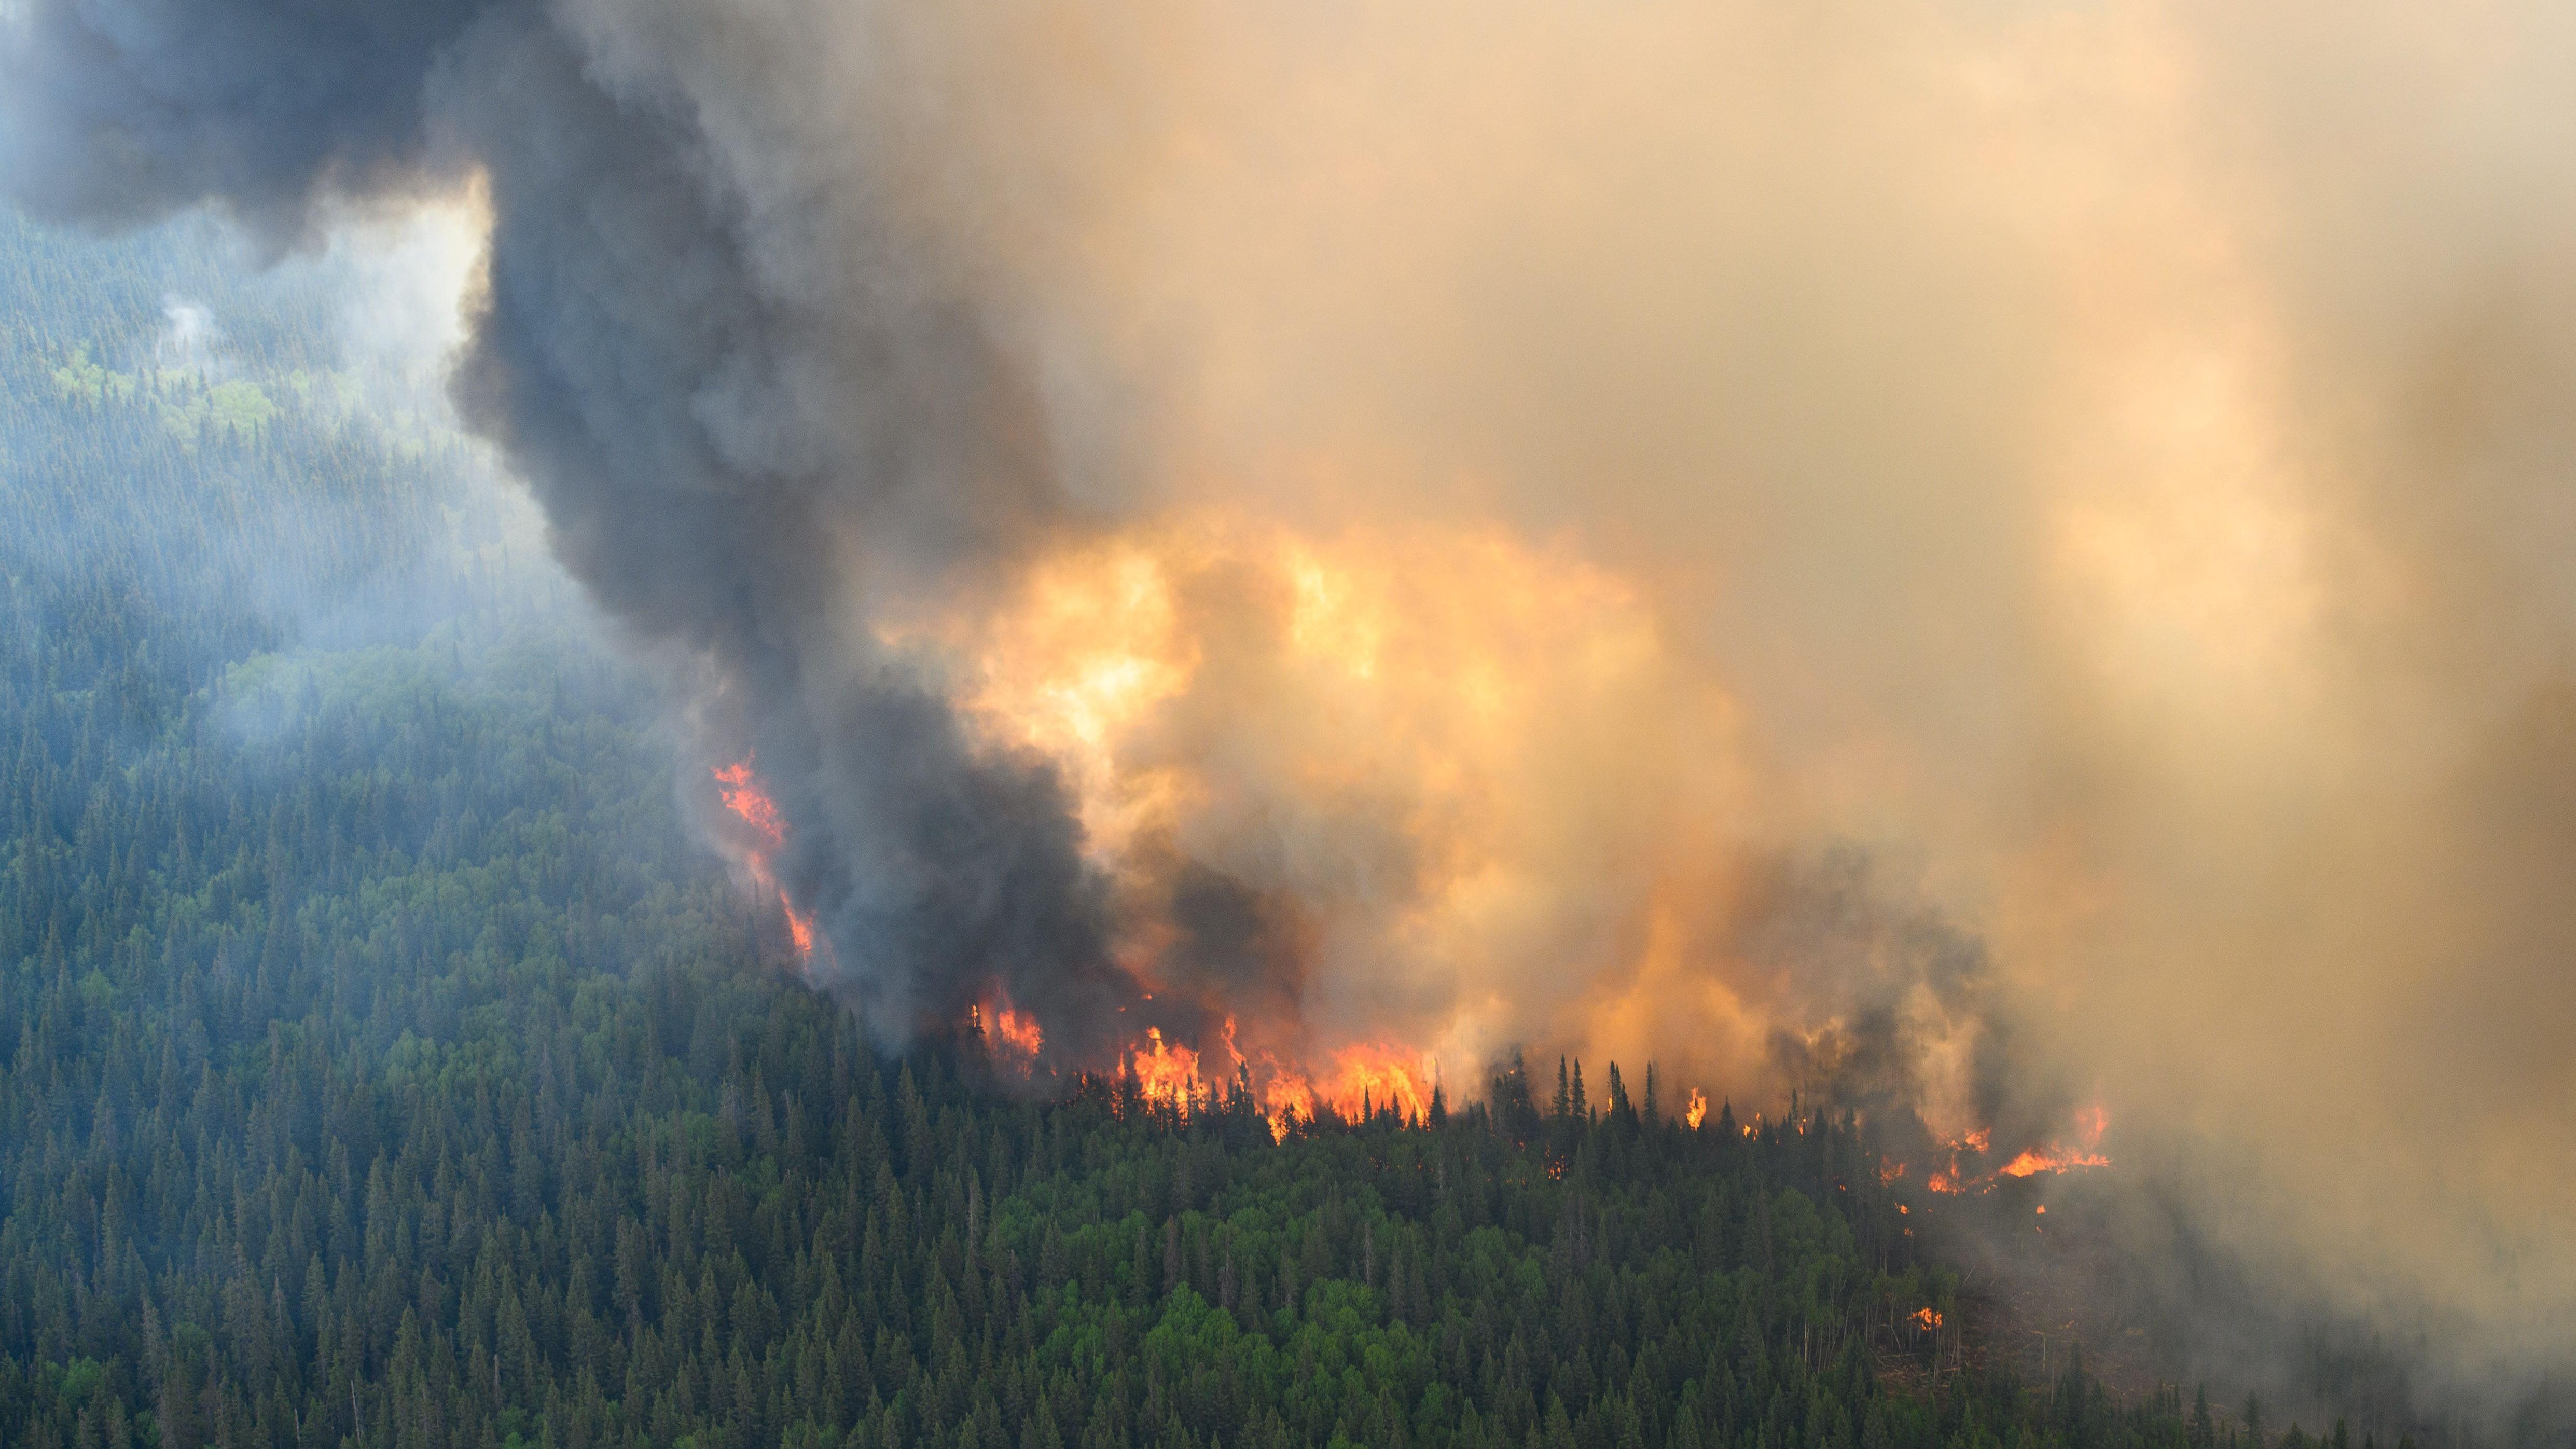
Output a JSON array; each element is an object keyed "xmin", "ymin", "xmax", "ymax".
[{"xmin": 0, "ymin": 213, "xmax": 2344, "ymax": 1449}]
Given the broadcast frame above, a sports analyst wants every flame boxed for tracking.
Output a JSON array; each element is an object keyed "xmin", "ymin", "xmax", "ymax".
[
  {"xmin": 1247, "ymin": 1042, "xmax": 1438, "ymax": 1138},
  {"xmin": 712, "ymin": 757, "xmax": 819, "ymax": 961},
  {"xmin": 1880, "ymin": 1160, "xmax": 1907, "ymax": 1184},
  {"xmin": 713, "ymin": 761, "xmax": 785, "ymax": 849},
  {"xmin": 995, "ymin": 1003, "xmax": 1044, "ymax": 1060},
  {"xmin": 1999, "ymin": 1145, "xmax": 2112, "ymax": 1178},
  {"xmin": 1685, "ymin": 1088, "xmax": 1708, "ymax": 1130},
  {"xmin": 853, "ymin": 506, "xmax": 2057, "ymax": 1133},
  {"xmin": 971, "ymin": 1014, "xmax": 1443, "ymax": 1142},
  {"xmin": 1325, "ymin": 1044, "xmax": 1434, "ymax": 1121},
  {"xmin": 1259, "ymin": 1075, "xmax": 1314, "ymax": 1141},
  {"xmin": 1132, "ymin": 1027, "xmax": 1204, "ymax": 1111},
  {"xmin": 1910, "ymin": 1307, "xmax": 1944, "ymax": 1331},
  {"xmin": 1996, "ymin": 1102, "xmax": 2113, "ymax": 1178},
  {"xmin": 972, "ymin": 993, "xmax": 1045, "ymax": 1073},
  {"xmin": 1919, "ymin": 1106, "xmax": 2114, "ymax": 1193},
  {"xmin": 874, "ymin": 509, "xmax": 1749, "ymax": 1101}
]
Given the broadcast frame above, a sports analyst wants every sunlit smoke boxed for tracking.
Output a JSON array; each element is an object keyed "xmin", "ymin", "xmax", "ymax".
[{"xmin": 13, "ymin": 0, "xmax": 2576, "ymax": 1418}]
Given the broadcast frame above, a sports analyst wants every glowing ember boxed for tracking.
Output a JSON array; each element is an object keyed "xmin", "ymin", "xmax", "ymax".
[{"xmin": 1685, "ymin": 1088, "xmax": 1708, "ymax": 1130}]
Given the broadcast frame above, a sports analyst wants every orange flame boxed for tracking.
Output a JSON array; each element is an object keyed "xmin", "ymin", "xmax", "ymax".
[
  {"xmin": 1999, "ymin": 1145, "xmax": 2112, "ymax": 1178},
  {"xmin": 994, "ymin": 1003, "xmax": 1044, "ymax": 1061},
  {"xmin": 1245, "ymin": 1043, "xmax": 1437, "ymax": 1138},
  {"xmin": 972, "ymin": 993, "xmax": 1045, "ymax": 1073},
  {"xmin": 1880, "ymin": 1160, "xmax": 1907, "ymax": 1184},
  {"xmin": 1920, "ymin": 1107, "xmax": 2113, "ymax": 1193},
  {"xmin": 1326, "ymin": 1044, "xmax": 1433, "ymax": 1121},
  {"xmin": 1685, "ymin": 1088, "xmax": 1708, "ymax": 1130},
  {"xmin": 713, "ymin": 757, "xmax": 818, "ymax": 961},
  {"xmin": 1132, "ymin": 1027, "xmax": 1203, "ymax": 1111},
  {"xmin": 1260, "ymin": 1075, "xmax": 1315, "ymax": 1141},
  {"xmin": 891, "ymin": 512, "xmax": 1743, "ymax": 1098},
  {"xmin": 1911, "ymin": 1307, "xmax": 1943, "ymax": 1331},
  {"xmin": 713, "ymin": 762, "xmax": 785, "ymax": 849},
  {"xmin": 1014, "ymin": 1015, "xmax": 1446, "ymax": 1142}
]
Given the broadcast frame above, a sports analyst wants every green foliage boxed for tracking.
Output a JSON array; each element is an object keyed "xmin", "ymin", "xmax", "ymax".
[{"xmin": 0, "ymin": 208, "xmax": 2237, "ymax": 1449}]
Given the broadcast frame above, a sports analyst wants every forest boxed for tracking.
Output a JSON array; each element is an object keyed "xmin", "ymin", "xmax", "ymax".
[{"xmin": 0, "ymin": 212, "xmax": 2385, "ymax": 1449}]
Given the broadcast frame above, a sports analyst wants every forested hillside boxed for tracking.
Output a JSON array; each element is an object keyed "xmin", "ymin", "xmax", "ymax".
[{"xmin": 0, "ymin": 213, "xmax": 2303, "ymax": 1449}]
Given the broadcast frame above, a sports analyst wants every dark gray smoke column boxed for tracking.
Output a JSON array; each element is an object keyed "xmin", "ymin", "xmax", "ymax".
[{"xmin": 0, "ymin": 0, "xmax": 1144, "ymax": 1053}]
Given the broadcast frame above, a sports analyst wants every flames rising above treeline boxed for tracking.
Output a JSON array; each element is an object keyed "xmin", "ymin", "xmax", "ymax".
[
  {"xmin": 17, "ymin": 0, "xmax": 2576, "ymax": 1419},
  {"xmin": 720, "ymin": 701, "xmax": 2118, "ymax": 1173},
  {"xmin": 970, "ymin": 1004, "xmax": 1445, "ymax": 1143},
  {"xmin": 693, "ymin": 514, "xmax": 2041, "ymax": 1160}
]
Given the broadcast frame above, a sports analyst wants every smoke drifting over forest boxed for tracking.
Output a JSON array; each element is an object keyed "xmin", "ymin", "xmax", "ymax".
[{"xmin": 8, "ymin": 0, "xmax": 2576, "ymax": 1419}]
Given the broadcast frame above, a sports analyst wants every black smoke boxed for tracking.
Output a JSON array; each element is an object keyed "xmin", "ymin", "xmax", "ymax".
[{"xmin": 1, "ymin": 0, "xmax": 1143, "ymax": 1051}]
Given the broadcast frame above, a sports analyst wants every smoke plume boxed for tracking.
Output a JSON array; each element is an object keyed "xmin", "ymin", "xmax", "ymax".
[{"xmin": 10, "ymin": 0, "xmax": 2576, "ymax": 1419}]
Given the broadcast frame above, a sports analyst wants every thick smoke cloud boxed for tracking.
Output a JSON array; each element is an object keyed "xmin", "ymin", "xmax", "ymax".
[
  {"xmin": 3, "ymin": 0, "xmax": 1148, "ymax": 1049},
  {"xmin": 451, "ymin": 7, "xmax": 1170, "ymax": 1054},
  {"xmin": 11, "ymin": 0, "xmax": 2576, "ymax": 1420}
]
